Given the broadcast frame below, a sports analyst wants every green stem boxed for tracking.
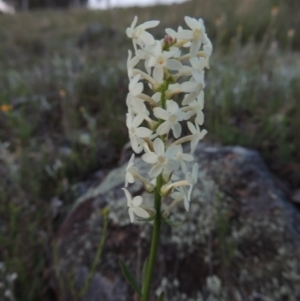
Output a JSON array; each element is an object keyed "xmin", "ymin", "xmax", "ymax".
[{"xmin": 141, "ymin": 175, "xmax": 163, "ymax": 301}]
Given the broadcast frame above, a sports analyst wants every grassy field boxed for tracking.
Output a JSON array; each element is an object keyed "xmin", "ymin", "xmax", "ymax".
[{"xmin": 0, "ymin": 0, "xmax": 300, "ymax": 299}]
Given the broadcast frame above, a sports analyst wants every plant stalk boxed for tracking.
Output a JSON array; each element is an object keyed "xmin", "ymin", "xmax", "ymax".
[{"xmin": 141, "ymin": 175, "xmax": 163, "ymax": 301}]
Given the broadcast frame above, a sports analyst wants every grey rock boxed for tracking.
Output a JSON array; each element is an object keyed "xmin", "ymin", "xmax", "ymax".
[{"xmin": 53, "ymin": 144, "xmax": 300, "ymax": 301}]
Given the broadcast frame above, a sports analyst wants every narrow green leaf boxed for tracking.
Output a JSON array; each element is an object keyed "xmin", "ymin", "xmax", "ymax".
[
  {"xmin": 157, "ymin": 292, "xmax": 165, "ymax": 301},
  {"xmin": 141, "ymin": 257, "xmax": 148, "ymax": 294},
  {"xmin": 119, "ymin": 259, "xmax": 142, "ymax": 297}
]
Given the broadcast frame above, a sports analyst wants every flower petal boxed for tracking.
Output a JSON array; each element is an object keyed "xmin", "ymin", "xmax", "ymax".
[
  {"xmin": 166, "ymin": 59, "xmax": 182, "ymax": 71},
  {"xmin": 128, "ymin": 208, "xmax": 134, "ymax": 223},
  {"xmin": 149, "ymin": 164, "xmax": 163, "ymax": 178},
  {"xmin": 135, "ymin": 127, "xmax": 152, "ymax": 138},
  {"xmin": 153, "ymin": 107, "xmax": 169, "ymax": 120},
  {"xmin": 140, "ymin": 31, "xmax": 156, "ymax": 45},
  {"xmin": 153, "ymin": 138, "xmax": 164, "ymax": 156},
  {"xmin": 132, "ymin": 195, "xmax": 143, "ymax": 207},
  {"xmin": 153, "ymin": 65, "xmax": 164, "ymax": 83},
  {"xmin": 142, "ymin": 152, "xmax": 157, "ymax": 164},
  {"xmin": 165, "ymin": 145, "xmax": 178, "ymax": 158},
  {"xmin": 172, "ymin": 122, "xmax": 182, "ymax": 138},
  {"xmin": 166, "ymin": 159, "xmax": 179, "ymax": 171},
  {"xmin": 176, "ymin": 30, "xmax": 194, "ymax": 40},
  {"xmin": 122, "ymin": 188, "xmax": 131, "ymax": 206},
  {"xmin": 133, "ymin": 207, "xmax": 150, "ymax": 219},
  {"xmin": 156, "ymin": 121, "xmax": 171, "ymax": 136}
]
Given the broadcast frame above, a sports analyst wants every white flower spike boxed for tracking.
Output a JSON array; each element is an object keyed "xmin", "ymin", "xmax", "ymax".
[{"xmin": 123, "ymin": 15, "xmax": 212, "ymax": 222}]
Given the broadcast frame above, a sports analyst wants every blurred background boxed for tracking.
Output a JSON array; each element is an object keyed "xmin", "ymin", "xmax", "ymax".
[{"xmin": 0, "ymin": 0, "xmax": 299, "ymax": 300}]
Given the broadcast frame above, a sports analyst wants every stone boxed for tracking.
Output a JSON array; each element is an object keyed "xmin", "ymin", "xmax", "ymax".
[{"xmin": 52, "ymin": 144, "xmax": 300, "ymax": 301}]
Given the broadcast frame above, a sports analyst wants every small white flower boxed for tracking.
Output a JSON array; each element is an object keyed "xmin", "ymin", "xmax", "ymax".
[
  {"xmin": 125, "ymin": 154, "xmax": 138, "ymax": 187},
  {"xmin": 165, "ymin": 26, "xmax": 191, "ymax": 47},
  {"xmin": 186, "ymin": 163, "xmax": 199, "ymax": 200},
  {"xmin": 183, "ymin": 91, "xmax": 205, "ymax": 125},
  {"xmin": 154, "ymin": 100, "xmax": 183, "ymax": 138},
  {"xmin": 126, "ymin": 16, "xmax": 160, "ymax": 52},
  {"xmin": 122, "ymin": 188, "xmax": 150, "ymax": 223},
  {"xmin": 187, "ymin": 121, "xmax": 207, "ymax": 153},
  {"xmin": 177, "ymin": 16, "xmax": 207, "ymax": 57},
  {"xmin": 126, "ymin": 113, "xmax": 153, "ymax": 153},
  {"xmin": 172, "ymin": 186, "xmax": 190, "ymax": 212},
  {"xmin": 127, "ymin": 50, "xmax": 140, "ymax": 79},
  {"xmin": 129, "ymin": 74, "xmax": 144, "ymax": 97},
  {"xmin": 136, "ymin": 46, "xmax": 154, "ymax": 75},
  {"xmin": 127, "ymin": 74, "xmax": 153, "ymax": 115},
  {"xmin": 175, "ymin": 145, "xmax": 194, "ymax": 173},
  {"xmin": 142, "ymin": 138, "xmax": 179, "ymax": 178},
  {"xmin": 148, "ymin": 42, "xmax": 182, "ymax": 83},
  {"xmin": 163, "ymin": 186, "xmax": 189, "ymax": 217}
]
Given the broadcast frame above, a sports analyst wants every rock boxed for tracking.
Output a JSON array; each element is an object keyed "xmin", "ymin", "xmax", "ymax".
[{"xmin": 53, "ymin": 144, "xmax": 300, "ymax": 301}]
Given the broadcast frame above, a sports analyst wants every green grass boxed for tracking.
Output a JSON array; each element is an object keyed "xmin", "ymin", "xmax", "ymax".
[{"xmin": 0, "ymin": 0, "xmax": 300, "ymax": 300}]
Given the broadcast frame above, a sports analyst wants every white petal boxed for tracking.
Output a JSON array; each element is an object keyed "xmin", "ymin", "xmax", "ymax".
[
  {"xmin": 183, "ymin": 196, "xmax": 190, "ymax": 212},
  {"xmin": 149, "ymin": 164, "xmax": 163, "ymax": 178},
  {"xmin": 182, "ymin": 92, "xmax": 197, "ymax": 105},
  {"xmin": 186, "ymin": 172, "xmax": 193, "ymax": 185},
  {"xmin": 156, "ymin": 121, "xmax": 171, "ymax": 136},
  {"xmin": 131, "ymin": 16, "xmax": 138, "ymax": 29},
  {"xmin": 148, "ymin": 56, "xmax": 157, "ymax": 68},
  {"xmin": 153, "ymin": 107, "xmax": 169, "ymax": 120},
  {"xmin": 128, "ymin": 153, "xmax": 135, "ymax": 165},
  {"xmin": 180, "ymin": 82, "xmax": 198, "ymax": 92},
  {"xmin": 125, "ymin": 173, "xmax": 135, "ymax": 187},
  {"xmin": 140, "ymin": 31, "xmax": 156, "ymax": 45},
  {"xmin": 166, "ymin": 159, "xmax": 179, "ymax": 171},
  {"xmin": 176, "ymin": 30, "xmax": 194, "ymax": 40},
  {"xmin": 166, "ymin": 59, "xmax": 182, "ymax": 71},
  {"xmin": 152, "ymin": 41, "xmax": 162, "ymax": 56},
  {"xmin": 128, "ymin": 208, "xmax": 134, "ymax": 223},
  {"xmin": 187, "ymin": 121, "xmax": 196, "ymax": 134},
  {"xmin": 131, "ymin": 138, "xmax": 143, "ymax": 153},
  {"xmin": 141, "ymin": 20, "xmax": 160, "ymax": 29},
  {"xmin": 184, "ymin": 16, "xmax": 198, "ymax": 30},
  {"xmin": 171, "ymin": 191, "xmax": 183, "ymax": 200},
  {"xmin": 129, "ymin": 74, "xmax": 141, "ymax": 90},
  {"xmin": 132, "ymin": 195, "xmax": 143, "ymax": 207},
  {"xmin": 190, "ymin": 39, "xmax": 201, "ymax": 58},
  {"xmin": 131, "ymin": 82, "xmax": 144, "ymax": 96},
  {"xmin": 133, "ymin": 207, "xmax": 150, "ymax": 219},
  {"xmin": 190, "ymin": 139, "xmax": 198, "ymax": 154},
  {"xmin": 126, "ymin": 28, "xmax": 132, "ymax": 38},
  {"xmin": 152, "ymin": 92, "xmax": 161, "ymax": 103},
  {"xmin": 199, "ymin": 129, "xmax": 208, "ymax": 140},
  {"xmin": 165, "ymin": 145, "xmax": 178, "ymax": 158},
  {"xmin": 122, "ymin": 188, "xmax": 131, "ymax": 206},
  {"xmin": 192, "ymin": 69, "xmax": 204, "ymax": 85},
  {"xmin": 172, "ymin": 123, "xmax": 182, "ymax": 138},
  {"xmin": 132, "ymin": 114, "xmax": 144, "ymax": 127},
  {"xmin": 153, "ymin": 138, "xmax": 164, "ymax": 156},
  {"xmin": 188, "ymin": 185, "xmax": 193, "ymax": 202},
  {"xmin": 192, "ymin": 163, "xmax": 199, "ymax": 178},
  {"xmin": 153, "ymin": 65, "xmax": 164, "ymax": 83},
  {"xmin": 182, "ymin": 153, "xmax": 194, "ymax": 161},
  {"xmin": 142, "ymin": 152, "xmax": 157, "ymax": 164},
  {"xmin": 196, "ymin": 112, "xmax": 204, "ymax": 125},
  {"xmin": 135, "ymin": 127, "xmax": 152, "ymax": 138},
  {"xmin": 166, "ymin": 100, "xmax": 179, "ymax": 114},
  {"xmin": 165, "ymin": 28, "xmax": 176, "ymax": 37}
]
